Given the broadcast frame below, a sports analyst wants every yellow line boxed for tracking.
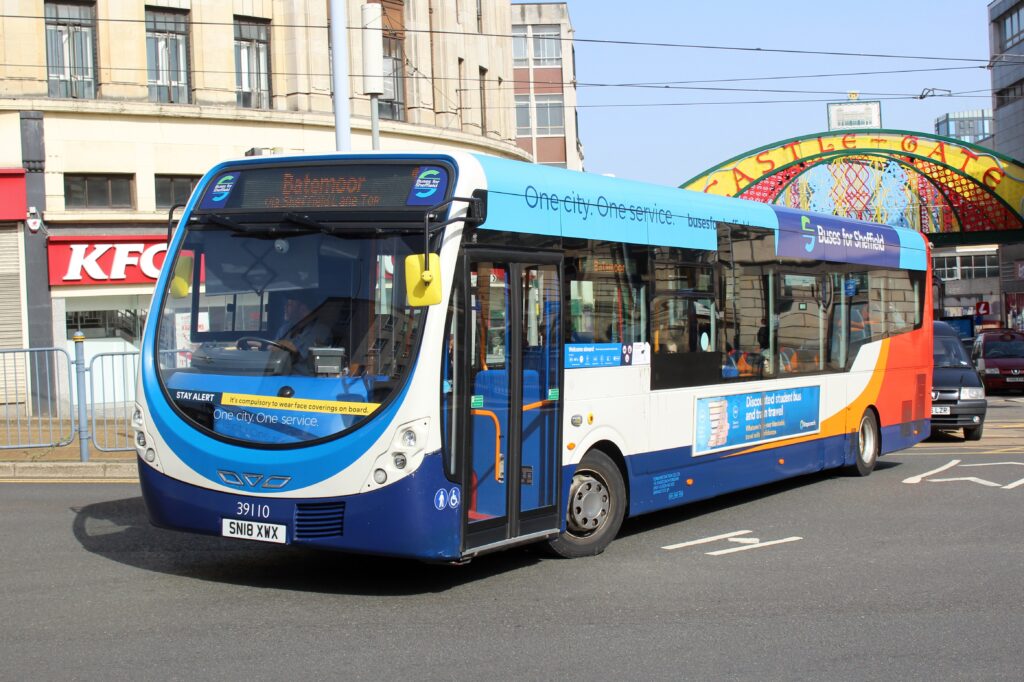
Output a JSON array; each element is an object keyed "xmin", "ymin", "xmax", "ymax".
[{"xmin": 0, "ymin": 478, "xmax": 138, "ymax": 484}]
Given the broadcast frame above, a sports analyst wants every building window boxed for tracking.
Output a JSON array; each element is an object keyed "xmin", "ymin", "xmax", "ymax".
[
  {"xmin": 478, "ymin": 67, "xmax": 488, "ymax": 134},
  {"xmin": 155, "ymin": 175, "xmax": 200, "ymax": 209},
  {"xmin": 1003, "ymin": 5, "xmax": 1024, "ymax": 50},
  {"xmin": 535, "ymin": 94, "xmax": 565, "ymax": 135},
  {"xmin": 512, "ymin": 26, "xmax": 528, "ymax": 66},
  {"xmin": 146, "ymin": 9, "xmax": 190, "ymax": 104},
  {"xmin": 995, "ymin": 79, "xmax": 1024, "ymax": 108},
  {"xmin": 380, "ymin": 36, "xmax": 406, "ymax": 121},
  {"xmin": 45, "ymin": 2, "xmax": 96, "ymax": 99},
  {"xmin": 64, "ymin": 174, "xmax": 134, "ymax": 209},
  {"xmin": 67, "ymin": 308, "xmax": 146, "ymax": 346},
  {"xmin": 931, "ymin": 254, "xmax": 999, "ymax": 281},
  {"xmin": 457, "ymin": 57, "xmax": 465, "ymax": 125},
  {"xmin": 234, "ymin": 18, "xmax": 270, "ymax": 109},
  {"xmin": 515, "ymin": 94, "xmax": 531, "ymax": 136},
  {"xmin": 532, "ymin": 25, "xmax": 561, "ymax": 66}
]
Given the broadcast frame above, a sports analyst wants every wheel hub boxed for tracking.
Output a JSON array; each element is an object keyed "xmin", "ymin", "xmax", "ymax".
[{"xmin": 567, "ymin": 472, "xmax": 609, "ymax": 534}]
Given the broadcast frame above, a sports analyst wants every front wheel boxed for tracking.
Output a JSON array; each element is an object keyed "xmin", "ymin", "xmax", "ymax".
[
  {"xmin": 850, "ymin": 409, "xmax": 880, "ymax": 476},
  {"xmin": 547, "ymin": 449, "xmax": 626, "ymax": 558},
  {"xmin": 963, "ymin": 424, "xmax": 984, "ymax": 441}
]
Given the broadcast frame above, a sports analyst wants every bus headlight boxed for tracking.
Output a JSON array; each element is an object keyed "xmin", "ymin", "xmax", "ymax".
[
  {"xmin": 984, "ymin": 368, "xmax": 1000, "ymax": 375},
  {"xmin": 363, "ymin": 418, "xmax": 429, "ymax": 491},
  {"xmin": 960, "ymin": 387, "xmax": 985, "ymax": 400},
  {"xmin": 132, "ymin": 405, "xmax": 144, "ymax": 429},
  {"xmin": 135, "ymin": 432, "xmax": 147, "ymax": 447}
]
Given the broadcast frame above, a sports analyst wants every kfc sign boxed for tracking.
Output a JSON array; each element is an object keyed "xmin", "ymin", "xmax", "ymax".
[{"xmin": 48, "ymin": 235, "xmax": 168, "ymax": 286}]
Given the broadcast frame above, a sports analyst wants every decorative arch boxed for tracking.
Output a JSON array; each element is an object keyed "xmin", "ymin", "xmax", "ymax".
[{"xmin": 680, "ymin": 129, "xmax": 1024, "ymax": 240}]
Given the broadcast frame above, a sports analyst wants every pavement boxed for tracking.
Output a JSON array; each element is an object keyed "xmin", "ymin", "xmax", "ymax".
[
  {"xmin": 3, "ymin": 396, "xmax": 1021, "ymax": 481},
  {"xmin": 0, "ymin": 440, "xmax": 138, "ymax": 482}
]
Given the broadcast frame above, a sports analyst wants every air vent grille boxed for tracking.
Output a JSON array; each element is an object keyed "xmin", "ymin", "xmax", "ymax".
[{"xmin": 294, "ymin": 501, "xmax": 345, "ymax": 539}]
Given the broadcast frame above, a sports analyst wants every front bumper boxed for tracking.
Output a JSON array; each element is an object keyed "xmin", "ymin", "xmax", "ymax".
[
  {"xmin": 982, "ymin": 376, "xmax": 1024, "ymax": 392},
  {"xmin": 930, "ymin": 399, "xmax": 987, "ymax": 429},
  {"xmin": 138, "ymin": 452, "xmax": 464, "ymax": 561}
]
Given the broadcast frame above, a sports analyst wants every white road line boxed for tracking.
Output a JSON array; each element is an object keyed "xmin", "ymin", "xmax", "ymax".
[
  {"xmin": 1002, "ymin": 477, "xmax": 1024, "ymax": 490},
  {"xmin": 706, "ymin": 536, "xmax": 803, "ymax": 556},
  {"xmin": 902, "ymin": 459, "xmax": 960, "ymax": 484},
  {"xmin": 662, "ymin": 530, "xmax": 751, "ymax": 551},
  {"xmin": 928, "ymin": 477, "xmax": 1003, "ymax": 488},
  {"xmin": 960, "ymin": 462, "xmax": 1024, "ymax": 467}
]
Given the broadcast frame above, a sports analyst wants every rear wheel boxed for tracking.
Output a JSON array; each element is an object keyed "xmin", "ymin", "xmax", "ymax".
[
  {"xmin": 850, "ymin": 410, "xmax": 879, "ymax": 476},
  {"xmin": 547, "ymin": 449, "xmax": 626, "ymax": 558},
  {"xmin": 963, "ymin": 424, "xmax": 984, "ymax": 441}
]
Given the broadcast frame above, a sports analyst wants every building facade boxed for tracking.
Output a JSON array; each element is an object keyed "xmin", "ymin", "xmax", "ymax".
[
  {"xmin": 984, "ymin": 1, "xmax": 1024, "ymax": 328},
  {"xmin": 934, "ymin": 110, "xmax": 993, "ymax": 145},
  {"xmin": 511, "ymin": 2, "xmax": 583, "ymax": 169},
  {"xmin": 990, "ymin": 1, "xmax": 1024, "ymax": 161},
  {"xmin": 0, "ymin": 0, "xmax": 578, "ymax": 363}
]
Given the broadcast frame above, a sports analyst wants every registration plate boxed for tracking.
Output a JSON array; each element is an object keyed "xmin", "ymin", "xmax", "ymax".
[
  {"xmin": 1007, "ymin": 377, "xmax": 1024, "ymax": 383},
  {"xmin": 931, "ymin": 406, "xmax": 951, "ymax": 415},
  {"xmin": 222, "ymin": 518, "xmax": 287, "ymax": 544}
]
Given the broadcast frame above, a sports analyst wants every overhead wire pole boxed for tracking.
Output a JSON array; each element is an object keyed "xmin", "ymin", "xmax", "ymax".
[
  {"xmin": 330, "ymin": 0, "xmax": 351, "ymax": 152},
  {"xmin": 361, "ymin": 3, "xmax": 384, "ymax": 150}
]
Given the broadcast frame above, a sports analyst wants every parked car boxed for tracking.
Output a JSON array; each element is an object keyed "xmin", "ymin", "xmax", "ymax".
[
  {"xmin": 972, "ymin": 328, "xmax": 1024, "ymax": 394},
  {"xmin": 932, "ymin": 321, "xmax": 986, "ymax": 441}
]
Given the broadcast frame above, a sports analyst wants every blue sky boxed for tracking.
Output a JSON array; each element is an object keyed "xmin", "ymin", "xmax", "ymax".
[{"xmin": 561, "ymin": 1, "xmax": 993, "ymax": 186}]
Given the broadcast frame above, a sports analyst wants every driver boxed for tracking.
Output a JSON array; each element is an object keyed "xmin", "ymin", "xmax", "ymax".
[{"xmin": 274, "ymin": 293, "xmax": 331, "ymax": 358}]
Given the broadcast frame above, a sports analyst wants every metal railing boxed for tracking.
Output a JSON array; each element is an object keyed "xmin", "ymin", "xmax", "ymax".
[
  {"xmin": 0, "ymin": 348, "xmax": 75, "ymax": 449},
  {"xmin": 89, "ymin": 351, "xmax": 141, "ymax": 453},
  {"xmin": 0, "ymin": 333, "xmax": 141, "ymax": 459}
]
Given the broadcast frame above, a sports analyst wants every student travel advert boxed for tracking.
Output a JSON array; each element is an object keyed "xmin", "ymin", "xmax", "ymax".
[{"xmin": 694, "ymin": 386, "xmax": 821, "ymax": 456}]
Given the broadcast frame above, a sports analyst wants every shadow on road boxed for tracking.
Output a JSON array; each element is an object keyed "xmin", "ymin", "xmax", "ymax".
[
  {"xmin": 71, "ymin": 460, "xmax": 902, "ymax": 591},
  {"xmin": 618, "ymin": 461, "xmax": 900, "ymax": 540},
  {"xmin": 71, "ymin": 496, "xmax": 544, "ymax": 595}
]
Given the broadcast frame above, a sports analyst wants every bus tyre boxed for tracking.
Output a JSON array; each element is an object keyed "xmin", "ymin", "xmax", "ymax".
[
  {"xmin": 547, "ymin": 449, "xmax": 626, "ymax": 559},
  {"xmin": 851, "ymin": 410, "xmax": 880, "ymax": 477},
  {"xmin": 963, "ymin": 424, "xmax": 983, "ymax": 441}
]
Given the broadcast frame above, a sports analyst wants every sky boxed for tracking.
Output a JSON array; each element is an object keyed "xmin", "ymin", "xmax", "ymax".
[{"xmin": 559, "ymin": 0, "xmax": 994, "ymax": 186}]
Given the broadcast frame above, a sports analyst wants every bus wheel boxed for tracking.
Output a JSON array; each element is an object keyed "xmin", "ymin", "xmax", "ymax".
[
  {"xmin": 547, "ymin": 449, "xmax": 626, "ymax": 558},
  {"xmin": 851, "ymin": 410, "xmax": 880, "ymax": 476}
]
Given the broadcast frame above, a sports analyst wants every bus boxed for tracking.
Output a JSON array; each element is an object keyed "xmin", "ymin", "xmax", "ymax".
[{"xmin": 134, "ymin": 151, "xmax": 932, "ymax": 560}]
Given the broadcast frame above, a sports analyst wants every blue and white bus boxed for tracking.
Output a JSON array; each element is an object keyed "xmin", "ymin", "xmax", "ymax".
[{"xmin": 135, "ymin": 151, "xmax": 932, "ymax": 560}]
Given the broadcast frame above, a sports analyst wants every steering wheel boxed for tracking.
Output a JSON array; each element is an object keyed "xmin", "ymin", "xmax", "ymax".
[{"xmin": 236, "ymin": 336, "xmax": 292, "ymax": 353}]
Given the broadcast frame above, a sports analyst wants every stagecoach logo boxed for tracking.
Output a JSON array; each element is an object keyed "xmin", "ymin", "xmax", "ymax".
[
  {"xmin": 406, "ymin": 166, "xmax": 448, "ymax": 206},
  {"xmin": 217, "ymin": 469, "xmax": 292, "ymax": 490},
  {"xmin": 205, "ymin": 173, "xmax": 238, "ymax": 205},
  {"xmin": 800, "ymin": 215, "xmax": 816, "ymax": 253}
]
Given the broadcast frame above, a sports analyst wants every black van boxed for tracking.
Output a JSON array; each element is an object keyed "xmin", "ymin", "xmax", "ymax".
[{"xmin": 932, "ymin": 321, "xmax": 987, "ymax": 440}]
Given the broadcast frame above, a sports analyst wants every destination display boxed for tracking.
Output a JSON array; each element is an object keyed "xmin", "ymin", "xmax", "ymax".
[
  {"xmin": 693, "ymin": 386, "xmax": 821, "ymax": 456},
  {"xmin": 197, "ymin": 164, "xmax": 450, "ymax": 211}
]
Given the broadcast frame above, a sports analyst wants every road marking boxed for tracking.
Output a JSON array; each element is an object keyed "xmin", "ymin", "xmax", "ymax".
[
  {"xmin": 960, "ymin": 462, "xmax": 1024, "ymax": 468},
  {"xmin": 728, "ymin": 536, "xmax": 761, "ymax": 545},
  {"xmin": 706, "ymin": 537, "xmax": 803, "ymax": 556},
  {"xmin": 903, "ymin": 460, "xmax": 960, "ymax": 484},
  {"xmin": 928, "ymin": 477, "xmax": 1003, "ymax": 488},
  {"xmin": 662, "ymin": 530, "xmax": 751, "ymax": 550},
  {"xmin": 1002, "ymin": 477, "xmax": 1024, "ymax": 490}
]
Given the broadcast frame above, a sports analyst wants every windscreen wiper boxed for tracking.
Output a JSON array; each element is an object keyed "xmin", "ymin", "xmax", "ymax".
[{"xmin": 197, "ymin": 212, "xmax": 318, "ymax": 235}]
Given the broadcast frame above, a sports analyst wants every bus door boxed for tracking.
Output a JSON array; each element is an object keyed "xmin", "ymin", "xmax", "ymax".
[{"xmin": 461, "ymin": 253, "xmax": 562, "ymax": 552}]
